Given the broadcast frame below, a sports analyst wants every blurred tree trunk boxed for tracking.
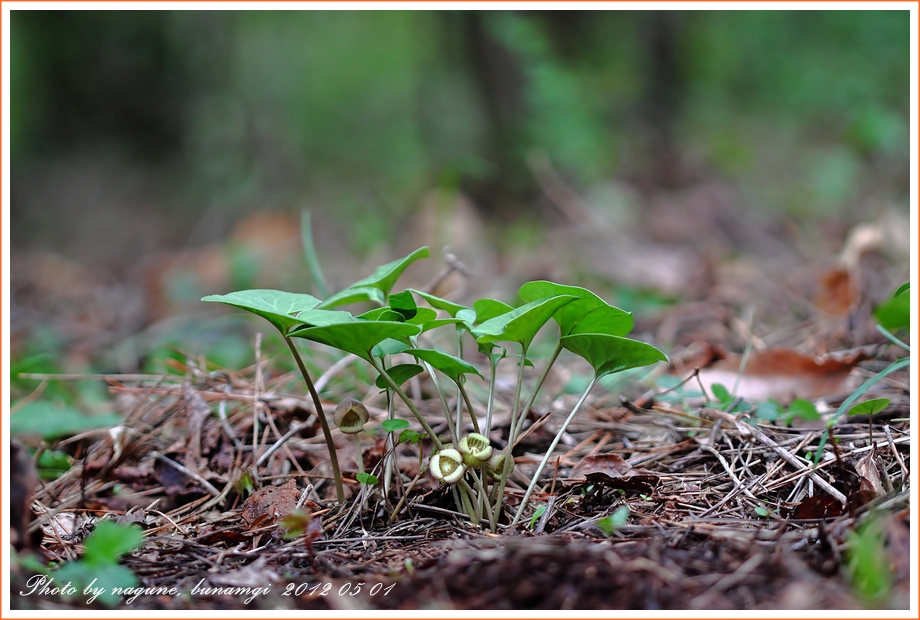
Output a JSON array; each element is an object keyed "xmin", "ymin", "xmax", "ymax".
[
  {"xmin": 640, "ymin": 11, "xmax": 687, "ymax": 188},
  {"xmin": 457, "ymin": 12, "xmax": 531, "ymax": 221}
]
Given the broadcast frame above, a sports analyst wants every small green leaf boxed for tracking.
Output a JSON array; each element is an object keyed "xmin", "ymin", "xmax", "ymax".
[
  {"xmin": 83, "ymin": 521, "xmax": 144, "ymax": 566},
  {"xmin": 406, "ymin": 307, "xmax": 438, "ymax": 325},
  {"xmin": 568, "ymin": 304, "xmax": 633, "ymax": 337},
  {"xmin": 847, "ymin": 517, "xmax": 892, "ymax": 601},
  {"xmin": 419, "ymin": 317, "xmax": 466, "ymax": 332},
  {"xmin": 358, "ymin": 308, "xmax": 405, "ymax": 322},
  {"xmin": 403, "ymin": 348, "xmax": 484, "ymax": 382},
  {"xmin": 755, "ymin": 399, "xmax": 781, "ymax": 422},
  {"xmin": 409, "ymin": 288, "xmax": 468, "ymax": 317},
  {"xmin": 473, "ymin": 295, "xmax": 578, "ymax": 350},
  {"xmin": 528, "ymin": 505, "xmax": 547, "ymax": 529},
  {"xmin": 519, "ymin": 280, "xmax": 633, "ymax": 336},
  {"xmin": 849, "ymin": 398, "xmax": 890, "ymax": 416},
  {"xmin": 318, "ymin": 286, "xmax": 386, "ymax": 309},
  {"xmin": 471, "ymin": 298, "xmax": 514, "ymax": 324},
  {"xmin": 375, "ymin": 363, "xmax": 424, "ymax": 389},
  {"xmin": 355, "ymin": 472, "xmax": 379, "ymax": 485},
  {"xmin": 350, "ymin": 247, "xmax": 430, "ymax": 298},
  {"xmin": 397, "ymin": 429, "xmax": 422, "ymax": 444},
  {"xmin": 783, "ymin": 398, "xmax": 820, "ymax": 424},
  {"xmin": 711, "ymin": 383, "xmax": 732, "ymax": 405},
  {"xmin": 11, "ymin": 402, "xmax": 123, "ymax": 440},
  {"xmin": 561, "ymin": 333, "xmax": 667, "ymax": 378},
  {"xmin": 754, "ymin": 506, "xmax": 770, "ymax": 518},
  {"xmin": 382, "ymin": 419, "xmax": 410, "ymax": 432},
  {"xmin": 894, "ymin": 282, "xmax": 909, "ymax": 297},
  {"xmin": 37, "ymin": 449, "xmax": 72, "ymax": 479},
  {"xmin": 874, "ymin": 293, "xmax": 910, "ymax": 331},
  {"xmin": 596, "ymin": 505, "xmax": 630, "ymax": 535},
  {"xmin": 290, "ymin": 321, "xmax": 421, "ymax": 361},
  {"xmin": 202, "ymin": 289, "xmax": 323, "ymax": 334},
  {"xmin": 371, "ymin": 338, "xmax": 412, "ymax": 358},
  {"xmin": 388, "ymin": 290, "xmax": 418, "ymax": 321}
]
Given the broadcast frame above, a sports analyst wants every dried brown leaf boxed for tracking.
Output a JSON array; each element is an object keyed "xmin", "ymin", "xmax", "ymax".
[
  {"xmin": 698, "ymin": 347, "xmax": 871, "ymax": 401},
  {"xmin": 241, "ymin": 478, "xmax": 300, "ymax": 529}
]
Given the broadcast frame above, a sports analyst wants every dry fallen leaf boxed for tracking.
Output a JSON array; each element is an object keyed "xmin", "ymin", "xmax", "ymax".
[
  {"xmin": 241, "ymin": 479, "xmax": 301, "ymax": 529},
  {"xmin": 566, "ymin": 453, "xmax": 659, "ymax": 494},
  {"xmin": 855, "ymin": 451, "xmax": 884, "ymax": 496},
  {"xmin": 697, "ymin": 346, "xmax": 872, "ymax": 401}
]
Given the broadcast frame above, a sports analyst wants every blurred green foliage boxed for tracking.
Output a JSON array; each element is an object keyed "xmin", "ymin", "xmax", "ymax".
[{"xmin": 12, "ymin": 10, "xmax": 909, "ymax": 228}]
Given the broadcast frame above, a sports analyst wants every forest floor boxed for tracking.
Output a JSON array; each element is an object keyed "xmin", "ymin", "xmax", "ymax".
[{"xmin": 9, "ymin": 182, "xmax": 912, "ymax": 611}]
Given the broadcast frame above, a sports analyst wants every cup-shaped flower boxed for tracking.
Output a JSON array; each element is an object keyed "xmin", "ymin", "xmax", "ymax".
[
  {"xmin": 334, "ymin": 399, "xmax": 369, "ymax": 434},
  {"xmin": 487, "ymin": 450, "xmax": 513, "ymax": 478},
  {"xmin": 458, "ymin": 433, "xmax": 493, "ymax": 468},
  {"xmin": 429, "ymin": 448, "xmax": 466, "ymax": 484}
]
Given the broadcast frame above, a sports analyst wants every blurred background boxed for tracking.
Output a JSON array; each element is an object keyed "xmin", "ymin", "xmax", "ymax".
[{"xmin": 10, "ymin": 10, "xmax": 911, "ymax": 391}]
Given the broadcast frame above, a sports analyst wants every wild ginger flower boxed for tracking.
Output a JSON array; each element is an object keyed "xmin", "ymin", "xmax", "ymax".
[
  {"xmin": 430, "ymin": 448, "xmax": 465, "ymax": 484},
  {"xmin": 334, "ymin": 399, "xmax": 369, "ymax": 434}
]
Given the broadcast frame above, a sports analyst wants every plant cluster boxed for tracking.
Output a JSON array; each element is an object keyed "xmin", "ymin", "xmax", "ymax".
[{"xmin": 204, "ymin": 246, "xmax": 667, "ymax": 532}]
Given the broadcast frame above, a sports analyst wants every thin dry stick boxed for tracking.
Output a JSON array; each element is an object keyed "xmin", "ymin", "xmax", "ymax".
[
  {"xmin": 700, "ymin": 408, "xmax": 847, "ymax": 504},
  {"xmin": 698, "ymin": 444, "xmax": 761, "ymax": 503},
  {"xmin": 150, "ymin": 451, "xmax": 221, "ymax": 497},
  {"xmin": 884, "ymin": 425, "xmax": 909, "ymax": 483}
]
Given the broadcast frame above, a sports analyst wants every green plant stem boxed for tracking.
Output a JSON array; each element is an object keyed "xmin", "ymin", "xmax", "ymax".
[
  {"xmin": 490, "ymin": 345, "xmax": 529, "ymax": 531},
  {"xmin": 470, "ymin": 469, "xmax": 494, "ymax": 524},
  {"xmin": 383, "ymin": 388, "xmax": 395, "ymax": 495},
  {"xmin": 388, "ymin": 447, "xmax": 425, "ymax": 526},
  {"xmin": 456, "ymin": 479, "xmax": 479, "ymax": 523},
  {"xmin": 368, "ymin": 358, "xmax": 442, "ymax": 449},
  {"xmin": 420, "ymin": 361, "xmax": 458, "ymax": 445},
  {"xmin": 301, "ymin": 210, "xmax": 330, "ymax": 298},
  {"xmin": 353, "ymin": 433, "xmax": 364, "ymax": 474},
  {"xmin": 877, "ymin": 324, "xmax": 910, "ymax": 351},
  {"xmin": 511, "ymin": 343, "xmax": 562, "ymax": 446},
  {"xmin": 285, "ymin": 336, "xmax": 345, "ymax": 504},
  {"xmin": 457, "ymin": 383, "xmax": 481, "ymax": 434},
  {"xmin": 456, "ymin": 337, "xmax": 464, "ymax": 438},
  {"xmin": 509, "ymin": 375, "xmax": 598, "ymax": 528},
  {"xmin": 484, "ymin": 352, "xmax": 499, "ymax": 437}
]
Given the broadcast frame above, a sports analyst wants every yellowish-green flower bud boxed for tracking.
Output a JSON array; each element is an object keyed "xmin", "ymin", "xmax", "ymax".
[{"xmin": 458, "ymin": 433, "xmax": 493, "ymax": 467}]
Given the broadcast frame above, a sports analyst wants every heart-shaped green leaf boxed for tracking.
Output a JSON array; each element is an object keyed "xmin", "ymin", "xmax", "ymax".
[
  {"xmin": 350, "ymin": 246, "xmax": 430, "ymax": 298},
  {"xmin": 472, "ymin": 298, "xmax": 514, "ymax": 324},
  {"xmin": 895, "ymin": 282, "xmax": 909, "ymax": 297},
  {"xmin": 318, "ymin": 286, "xmax": 386, "ymax": 309},
  {"xmin": 520, "ymin": 280, "xmax": 632, "ymax": 336},
  {"xmin": 375, "ymin": 363, "xmax": 424, "ymax": 389},
  {"xmin": 291, "ymin": 321, "xmax": 421, "ymax": 361},
  {"xmin": 371, "ymin": 338, "xmax": 412, "ymax": 358},
  {"xmin": 407, "ymin": 308, "xmax": 438, "ymax": 325},
  {"xmin": 202, "ymin": 289, "xmax": 323, "ymax": 334},
  {"xmin": 389, "ymin": 290, "xmax": 418, "ymax": 321},
  {"xmin": 561, "ymin": 333, "xmax": 667, "ymax": 378},
  {"xmin": 398, "ymin": 429, "xmax": 422, "ymax": 444},
  {"xmin": 358, "ymin": 308, "xmax": 405, "ymax": 322},
  {"xmin": 355, "ymin": 472, "xmax": 379, "ymax": 485},
  {"xmin": 381, "ymin": 419, "xmax": 410, "ymax": 432},
  {"xmin": 568, "ymin": 304, "xmax": 633, "ymax": 337},
  {"xmin": 408, "ymin": 289, "xmax": 468, "ymax": 317},
  {"xmin": 404, "ymin": 348, "xmax": 484, "ymax": 382},
  {"xmin": 849, "ymin": 398, "xmax": 890, "ymax": 416},
  {"xmin": 473, "ymin": 295, "xmax": 578, "ymax": 350},
  {"xmin": 421, "ymin": 317, "xmax": 467, "ymax": 333},
  {"xmin": 295, "ymin": 308, "xmax": 356, "ymax": 327}
]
